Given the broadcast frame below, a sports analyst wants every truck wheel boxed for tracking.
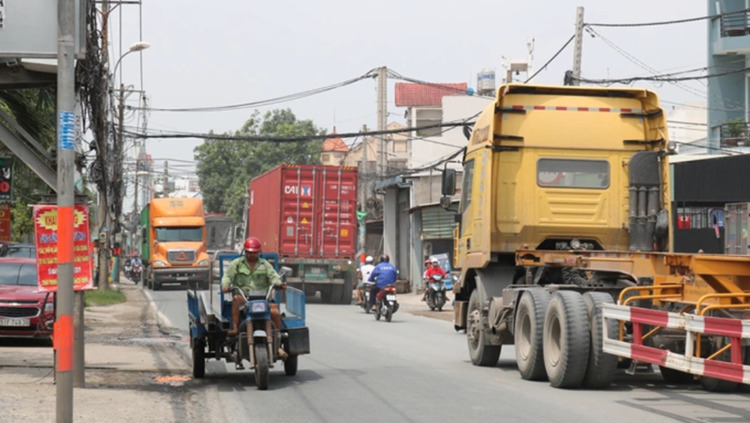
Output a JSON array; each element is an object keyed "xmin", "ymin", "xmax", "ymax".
[
  {"xmin": 659, "ymin": 366, "xmax": 695, "ymax": 385},
  {"xmin": 581, "ymin": 292, "xmax": 617, "ymax": 389},
  {"xmin": 341, "ymin": 273, "xmax": 354, "ymax": 304},
  {"xmin": 543, "ymin": 291, "xmax": 590, "ymax": 388},
  {"xmin": 254, "ymin": 344, "xmax": 270, "ymax": 390},
  {"xmin": 321, "ymin": 289, "xmax": 333, "ymax": 304},
  {"xmin": 515, "ymin": 289, "xmax": 550, "ymax": 381},
  {"xmin": 192, "ymin": 339, "xmax": 205, "ymax": 379},
  {"xmin": 284, "ymin": 354, "xmax": 298, "ymax": 376},
  {"xmin": 467, "ymin": 289, "xmax": 501, "ymax": 366}
]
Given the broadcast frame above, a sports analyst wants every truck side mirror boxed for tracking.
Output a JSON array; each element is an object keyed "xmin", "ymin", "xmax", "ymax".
[{"xmin": 441, "ymin": 169, "xmax": 456, "ymax": 196}]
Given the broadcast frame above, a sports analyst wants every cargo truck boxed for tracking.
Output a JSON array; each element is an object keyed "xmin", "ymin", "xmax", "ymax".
[
  {"xmin": 141, "ymin": 198, "xmax": 210, "ymax": 290},
  {"xmin": 247, "ymin": 164, "xmax": 358, "ymax": 304},
  {"xmin": 441, "ymin": 83, "xmax": 750, "ymax": 391}
]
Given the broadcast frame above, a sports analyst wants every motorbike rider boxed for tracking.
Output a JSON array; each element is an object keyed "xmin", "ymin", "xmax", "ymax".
[
  {"xmin": 355, "ymin": 255, "xmax": 375, "ymax": 306},
  {"xmin": 221, "ymin": 236, "xmax": 287, "ymax": 357},
  {"xmin": 422, "ymin": 257, "xmax": 448, "ymax": 302},
  {"xmin": 367, "ymin": 254, "xmax": 398, "ymax": 311}
]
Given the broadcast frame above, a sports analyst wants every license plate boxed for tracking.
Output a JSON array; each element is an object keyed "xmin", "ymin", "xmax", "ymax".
[
  {"xmin": 308, "ymin": 266, "xmax": 326, "ymax": 274},
  {"xmin": 386, "ymin": 295, "xmax": 396, "ymax": 301},
  {"xmin": 0, "ymin": 318, "xmax": 30, "ymax": 327},
  {"xmin": 176, "ymin": 276, "xmax": 188, "ymax": 281}
]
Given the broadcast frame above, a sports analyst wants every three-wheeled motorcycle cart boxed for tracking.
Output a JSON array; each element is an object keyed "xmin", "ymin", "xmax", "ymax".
[{"xmin": 187, "ymin": 253, "xmax": 310, "ymax": 389}]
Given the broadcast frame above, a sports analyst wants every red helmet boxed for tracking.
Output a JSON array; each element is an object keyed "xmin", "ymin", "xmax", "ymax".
[{"xmin": 243, "ymin": 236, "xmax": 262, "ymax": 253}]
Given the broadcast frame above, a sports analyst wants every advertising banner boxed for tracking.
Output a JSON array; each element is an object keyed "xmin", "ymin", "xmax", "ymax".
[
  {"xmin": 0, "ymin": 202, "xmax": 10, "ymax": 242},
  {"xmin": 0, "ymin": 157, "xmax": 12, "ymax": 202},
  {"xmin": 33, "ymin": 204, "xmax": 94, "ymax": 292}
]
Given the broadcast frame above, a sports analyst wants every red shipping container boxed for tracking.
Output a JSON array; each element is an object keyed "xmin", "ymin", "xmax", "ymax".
[{"xmin": 248, "ymin": 164, "xmax": 358, "ymax": 259}]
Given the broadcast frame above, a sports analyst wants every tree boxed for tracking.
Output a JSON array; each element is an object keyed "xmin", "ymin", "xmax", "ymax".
[{"xmin": 195, "ymin": 109, "xmax": 324, "ymax": 219}]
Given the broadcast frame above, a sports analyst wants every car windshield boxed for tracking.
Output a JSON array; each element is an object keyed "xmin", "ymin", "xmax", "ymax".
[{"xmin": 0, "ymin": 263, "xmax": 38, "ymax": 286}]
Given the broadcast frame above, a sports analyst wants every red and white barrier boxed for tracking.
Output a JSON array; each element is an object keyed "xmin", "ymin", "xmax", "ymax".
[{"xmin": 602, "ymin": 303, "xmax": 750, "ymax": 384}]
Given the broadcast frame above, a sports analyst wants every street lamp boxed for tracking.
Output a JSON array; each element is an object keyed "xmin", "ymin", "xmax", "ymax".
[{"xmin": 111, "ymin": 41, "xmax": 150, "ymax": 284}]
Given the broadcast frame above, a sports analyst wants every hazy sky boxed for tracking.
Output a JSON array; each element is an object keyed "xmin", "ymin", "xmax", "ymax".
[{"xmin": 110, "ymin": 1, "xmax": 707, "ymax": 175}]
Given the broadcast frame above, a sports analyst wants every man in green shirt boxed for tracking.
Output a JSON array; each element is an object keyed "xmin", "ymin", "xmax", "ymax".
[{"xmin": 222, "ymin": 237, "xmax": 286, "ymax": 349}]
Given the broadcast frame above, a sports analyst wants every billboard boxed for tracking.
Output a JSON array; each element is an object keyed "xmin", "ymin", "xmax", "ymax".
[
  {"xmin": 0, "ymin": 0, "xmax": 86, "ymax": 58},
  {"xmin": 33, "ymin": 204, "xmax": 93, "ymax": 292}
]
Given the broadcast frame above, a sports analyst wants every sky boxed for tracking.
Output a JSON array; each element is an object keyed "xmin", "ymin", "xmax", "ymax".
[{"xmin": 110, "ymin": 1, "xmax": 709, "ymax": 178}]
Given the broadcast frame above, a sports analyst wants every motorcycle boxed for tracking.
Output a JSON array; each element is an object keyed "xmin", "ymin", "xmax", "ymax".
[
  {"xmin": 374, "ymin": 284, "xmax": 399, "ymax": 322},
  {"xmin": 123, "ymin": 260, "xmax": 133, "ymax": 280},
  {"xmin": 131, "ymin": 262, "xmax": 143, "ymax": 284},
  {"xmin": 360, "ymin": 281, "xmax": 375, "ymax": 314},
  {"xmin": 426, "ymin": 274, "xmax": 447, "ymax": 311}
]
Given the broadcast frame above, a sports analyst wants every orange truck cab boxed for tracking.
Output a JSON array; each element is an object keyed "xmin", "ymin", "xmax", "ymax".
[{"xmin": 140, "ymin": 198, "xmax": 210, "ymax": 290}]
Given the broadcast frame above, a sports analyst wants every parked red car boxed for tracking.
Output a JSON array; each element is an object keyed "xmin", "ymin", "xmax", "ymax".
[{"xmin": 0, "ymin": 257, "xmax": 54, "ymax": 342}]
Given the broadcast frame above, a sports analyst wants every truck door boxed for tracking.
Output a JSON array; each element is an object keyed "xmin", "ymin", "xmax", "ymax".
[
  {"xmin": 459, "ymin": 149, "xmax": 492, "ymax": 269},
  {"xmin": 281, "ymin": 167, "xmax": 316, "ymax": 256},
  {"xmin": 317, "ymin": 168, "xmax": 357, "ymax": 258}
]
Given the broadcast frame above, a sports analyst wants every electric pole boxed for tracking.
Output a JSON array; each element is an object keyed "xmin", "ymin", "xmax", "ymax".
[
  {"xmin": 113, "ymin": 82, "xmax": 125, "ymax": 283},
  {"xmin": 571, "ymin": 6, "xmax": 584, "ymax": 86},
  {"xmin": 359, "ymin": 124, "xmax": 368, "ymax": 258},
  {"xmin": 377, "ymin": 66, "xmax": 387, "ymax": 179},
  {"xmin": 56, "ymin": 0, "xmax": 76, "ymax": 420},
  {"xmin": 163, "ymin": 161, "xmax": 168, "ymax": 197}
]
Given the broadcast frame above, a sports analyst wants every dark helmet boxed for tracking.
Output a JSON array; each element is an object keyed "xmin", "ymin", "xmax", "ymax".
[
  {"xmin": 243, "ymin": 236, "xmax": 262, "ymax": 253},
  {"xmin": 380, "ymin": 254, "xmax": 390, "ymax": 263}
]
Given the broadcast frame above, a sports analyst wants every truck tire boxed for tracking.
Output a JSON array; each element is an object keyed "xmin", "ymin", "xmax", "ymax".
[
  {"xmin": 321, "ymin": 288, "xmax": 333, "ymax": 304},
  {"xmin": 284, "ymin": 355, "xmax": 298, "ymax": 376},
  {"xmin": 254, "ymin": 344, "xmax": 270, "ymax": 390},
  {"xmin": 515, "ymin": 289, "xmax": 550, "ymax": 381},
  {"xmin": 467, "ymin": 289, "xmax": 501, "ymax": 366},
  {"xmin": 543, "ymin": 291, "xmax": 590, "ymax": 388},
  {"xmin": 581, "ymin": 292, "xmax": 617, "ymax": 389},
  {"xmin": 340, "ymin": 273, "xmax": 354, "ymax": 304},
  {"xmin": 192, "ymin": 339, "xmax": 206, "ymax": 379}
]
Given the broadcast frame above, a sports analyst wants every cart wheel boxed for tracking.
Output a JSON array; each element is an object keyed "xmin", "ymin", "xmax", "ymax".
[
  {"xmin": 192, "ymin": 339, "xmax": 205, "ymax": 379},
  {"xmin": 254, "ymin": 344, "xmax": 269, "ymax": 390},
  {"xmin": 284, "ymin": 354, "xmax": 298, "ymax": 376}
]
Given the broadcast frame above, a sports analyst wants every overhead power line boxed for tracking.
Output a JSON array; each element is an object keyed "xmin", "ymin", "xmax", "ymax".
[
  {"xmin": 136, "ymin": 69, "xmax": 379, "ymax": 112},
  {"xmin": 585, "ymin": 8, "xmax": 747, "ymax": 28}
]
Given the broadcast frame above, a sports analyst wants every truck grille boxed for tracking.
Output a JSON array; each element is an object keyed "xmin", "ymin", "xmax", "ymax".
[
  {"xmin": 0, "ymin": 306, "xmax": 39, "ymax": 318},
  {"xmin": 167, "ymin": 249, "xmax": 196, "ymax": 263}
]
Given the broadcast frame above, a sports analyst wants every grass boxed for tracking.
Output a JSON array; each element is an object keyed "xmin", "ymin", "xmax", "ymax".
[{"xmin": 84, "ymin": 288, "xmax": 127, "ymax": 307}]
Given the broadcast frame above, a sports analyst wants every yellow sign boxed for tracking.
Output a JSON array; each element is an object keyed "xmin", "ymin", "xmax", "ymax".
[
  {"xmin": 341, "ymin": 229, "xmax": 348, "ymax": 237},
  {"xmin": 302, "ymin": 202, "xmax": 309, "ymax": 209},
  {"xmin": 301, "ymin": 218, "xmax": 308, "ymax": 224}
]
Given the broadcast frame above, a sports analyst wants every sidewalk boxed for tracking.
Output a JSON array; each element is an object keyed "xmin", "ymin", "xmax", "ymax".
[{"xmin": 0, "ymin": 283, "xmax": 209, "ymax": 423}]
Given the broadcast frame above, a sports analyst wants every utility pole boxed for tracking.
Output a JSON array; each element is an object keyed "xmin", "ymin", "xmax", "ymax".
[
  {"xmin": 359, "ymin": 124, "xmax": 368, "ymax": 257},
  {"xmin": 133, "ymin": 151, "xmax": 139, "ymax": 252},
  {"xmin": 571, "ymin": 6, "xmax": 584, "ymax": 86},
  {"xmin": 163, "ymin": 161, "xmax": 168, "ymax": 197},
  {"xmin": 56, "ymin": 0, "xmax": 76, "ymax": 420},
  {"xmin": 377, "ymin": 66, "xmax": 387, "ymax": 179},
  {"xmin": 113, "ymin": 82, "xmax": 125, "ymax": 284}
]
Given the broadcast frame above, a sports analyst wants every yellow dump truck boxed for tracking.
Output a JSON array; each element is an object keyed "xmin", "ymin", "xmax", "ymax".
[
  {"xmin": 442, "ymin": 84, "xmax": 750, "ymax": 391},
  {"xmin": 141, "ymin": 198, "xmax": 210, "ymax": 290}
]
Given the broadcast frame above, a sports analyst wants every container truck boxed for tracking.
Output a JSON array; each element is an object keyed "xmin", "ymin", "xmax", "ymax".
[
  {"xmin": 141, "ymin": 198, "xmax": 210, "ymax": 290},
  {"xmin": 441, "ymin": 83, "xmax": 750, "ymax": 391},
  {"xmin": 247, "ymin": 164, "xmax": 358, "ymax": 304}
]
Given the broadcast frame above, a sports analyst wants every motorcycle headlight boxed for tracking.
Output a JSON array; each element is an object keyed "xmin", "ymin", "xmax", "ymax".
[
  {"xmin": 197, "ymin": 259, "xmax": 209, "ymax": 266},
  {"xmin": 153, "ymin": 260, "xmax": 167, "ymax": 267},
  {"xmin": 44, "ymin": 302, "xmax": 54, "ymax": 313},
  {"xmin": 251, "ymin": 302, "xmax": 267, "ymax": 313}
]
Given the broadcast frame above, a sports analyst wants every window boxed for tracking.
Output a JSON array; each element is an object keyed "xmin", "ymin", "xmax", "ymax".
[
  {"xmin": 460, "ymin": 159, "xmax": 475, "ymax": 212},
  {"xmin": 537, "ymin": 159, "xmax": 609, "ymax": 189},
  {"xmin": 321, "ymin": 153, "xmax": 330, "ymax": 163}
]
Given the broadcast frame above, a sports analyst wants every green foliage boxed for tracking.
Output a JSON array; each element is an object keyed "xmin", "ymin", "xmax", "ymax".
[
  {"xmin": 195, "ymin": 109, "xmax": 325, "ymax": 219},
  {"xmin": 726, "ymin": 117, "xmax": 746, "ymax": 137},
  {"xmin": 84, "ymin": 288, "xmax": 126, "ymax": 307}
]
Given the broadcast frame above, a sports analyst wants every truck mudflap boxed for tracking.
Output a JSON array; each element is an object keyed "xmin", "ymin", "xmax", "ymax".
[{"xmin": 602, "ymin": 303, "xmax": 750, "ymax": 385}]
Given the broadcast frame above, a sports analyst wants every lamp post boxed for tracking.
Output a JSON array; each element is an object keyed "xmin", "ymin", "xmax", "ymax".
[{"xmin": 112, "ymin": 41, "xmax": 149, "ymax": 283}]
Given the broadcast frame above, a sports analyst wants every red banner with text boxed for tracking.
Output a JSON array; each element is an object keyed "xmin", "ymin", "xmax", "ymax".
[
  {"xmin": 33, "ymin": 204, "xmax": 94, "ymax": 292},
  {"xmin": 0, "ymin": 203, "xmax": 11, "ymax": 242}
]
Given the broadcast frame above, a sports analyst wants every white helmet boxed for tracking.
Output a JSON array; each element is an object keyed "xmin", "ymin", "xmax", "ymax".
[
  {"xmin": 430, "ymin": 257, "xmax": 439, "ymax": 264},
  {"xmin": 365, "ymin": 255, "xmax": 374, "ymax": 263}
]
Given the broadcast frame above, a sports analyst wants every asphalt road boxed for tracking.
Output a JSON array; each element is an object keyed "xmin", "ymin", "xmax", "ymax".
[{"xmin": 147, "ymin": 286, "xmax": 750, "ymax": 423}]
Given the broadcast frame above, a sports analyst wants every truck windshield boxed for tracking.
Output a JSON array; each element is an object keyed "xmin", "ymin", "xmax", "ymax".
[{"xmin": 155, "ymin": 226, "xmax": 203, "ymax": 242}]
